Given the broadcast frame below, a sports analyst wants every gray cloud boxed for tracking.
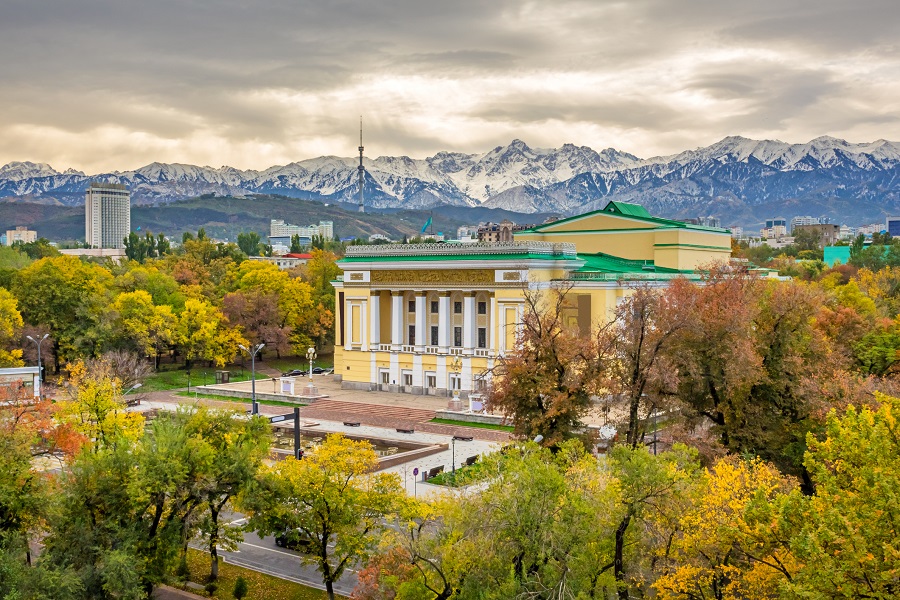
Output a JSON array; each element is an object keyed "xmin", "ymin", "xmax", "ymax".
[{"xmin": 0, "ymin": 0, "xmax": 898, "ymax": 171}]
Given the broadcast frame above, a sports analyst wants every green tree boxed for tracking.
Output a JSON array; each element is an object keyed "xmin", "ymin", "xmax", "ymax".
[
  {"xmin": 606, "ymin": 444, "xmax": 701, "ymax": 599},
  {"xmin": 244, "ymin": 434, "xmax": 405, "ymax": 600},
  {"xmin": 188, "ymin": 408, "xmax": 271, "ymax": 581},
  {"xmin": 290, "ymin": 234, "xmax": 304, "ymax": 253},
  {"xmin": 13, "ymin": 255, "xmax": 113, "ymax": 366},
  {"xmin": 236, "ymin": 231, "xmax": 262, "ymax": 257}
]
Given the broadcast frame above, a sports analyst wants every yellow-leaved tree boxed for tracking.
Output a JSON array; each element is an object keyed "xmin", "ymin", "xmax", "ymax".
[
  {"xmin": 174, "ymin": 298, "xmax": 246, "ymax": 367},
  {"xmin": 242, "ymin": 434, "xmax": 405, "ymax": 600},
  {"xmin": 653, "ymin": 457, "xmax": 797, "ymax": 600},
  {"xmin": 55, "ymin": 361, "xmax": 145, "ymax": 452},
  {"xmin": 0, "ymin": 287, "xmax": 24, "ymax": 367}
]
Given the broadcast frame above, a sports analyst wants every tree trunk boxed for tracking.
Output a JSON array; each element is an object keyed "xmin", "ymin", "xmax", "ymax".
[
  {"xmin": 615, "ymin": 513, "xmax": 632, "ymax": 600},
  {"xmin": 325, "ymin": 579, "xmax": 335, "ymax": 600},
  {"xmin": 209, "ymin": 504, "xmax": 220, "ymax": 581}
]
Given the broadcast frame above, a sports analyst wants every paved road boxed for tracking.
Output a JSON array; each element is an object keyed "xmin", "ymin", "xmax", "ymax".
[{"xmin": 198, "ymin": 517, "xmax": 358, "ymax": 597}]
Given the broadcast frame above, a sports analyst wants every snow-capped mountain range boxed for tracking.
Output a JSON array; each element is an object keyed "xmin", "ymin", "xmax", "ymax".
[{"xmin": 2, "ymin": 135, "xmax": 900, "ymax": 226}]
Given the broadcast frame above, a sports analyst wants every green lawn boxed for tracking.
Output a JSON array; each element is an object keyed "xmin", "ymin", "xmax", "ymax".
[
  {"xmin": 430, "ymin": 417, "xmax": 514, "ymax": 432},
  {"xmin": 264, "ymin": 354, "xmax": 334, "ymax": 373},
  {"xmin": 175, "ymin": 391, "xmax": 305, "ymax": 408},
  {"xmin": 178, "ymin": 548, "xmax": 342, "ymax": 600},
  {"xmin": 427, "ymin": 459, "xmax": 490, "ymax": 487},
  {"xmin": 143, "ymin": 366, "xmax": 266, "ymax": 392}
]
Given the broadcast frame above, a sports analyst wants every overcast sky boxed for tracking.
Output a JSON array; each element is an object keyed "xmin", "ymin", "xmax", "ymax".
[{"xmin": 2, "ymin": 0, "xmax": 899, "ymax": 172}]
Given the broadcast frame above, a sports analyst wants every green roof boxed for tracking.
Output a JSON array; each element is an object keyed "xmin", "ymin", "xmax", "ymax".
[
  {"xmin": 521, "ymin": 201, "xmax": 730, "ymax": 234},
  {"xmin": 575, "ymin": 252, "xmax": 686, "ymax": 274},
  {"xmin": 605, "ymin": 201, "xmax": 652, "ymax": 218}
]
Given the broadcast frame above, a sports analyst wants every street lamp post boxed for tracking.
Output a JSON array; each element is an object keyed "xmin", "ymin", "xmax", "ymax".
[
  {"xmin": 239, "ymin": 343, "xmax": 265, "ymax": 415},
  {"xmin": 26, "ymin": 334, "xmax": 49, "ymax": 400},
  {"xmin": 305, "ymin": 347, "xmax": 318, "ymax": 396}
]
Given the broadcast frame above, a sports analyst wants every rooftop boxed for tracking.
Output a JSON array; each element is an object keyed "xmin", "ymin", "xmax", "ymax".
[
  {"xmin": 522, "ymin": 200, "xmax": 731, "ymax": 234},
  {"xmin": 342, "ymin": 241, "xmax": 578, "ymax": 262}
]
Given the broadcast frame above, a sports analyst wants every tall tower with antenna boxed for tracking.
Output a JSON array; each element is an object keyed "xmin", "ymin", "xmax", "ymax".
[{"xmin": 357, "ymin": 117, "xmax": 365, "ymax": 213}]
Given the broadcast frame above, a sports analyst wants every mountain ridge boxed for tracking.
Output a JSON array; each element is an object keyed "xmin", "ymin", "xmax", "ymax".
[{"xmin": 3, "ymin": 136, "xmax": 900, "ymax": 227}]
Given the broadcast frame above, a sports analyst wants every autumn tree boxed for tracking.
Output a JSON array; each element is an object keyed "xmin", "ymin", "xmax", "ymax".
[
  {"xmin": 109, "ymin": 290, "xmax": 177, "ymax": 368},
  {"xmin": 0, "ymin": 287, "xmax": 25, "ymax": 367},
  {"xmin": 605, "ymin": 285, "xmax": 686, "ymax": 448},
  {"xmin": 175, "ymin": 298, "xmax": 247, "ymax": 367},
  {"xmin": 665, "ymin": 267, "xmax": 835, "ymax": 486},
  {"xmin": 297, "ymin": 249, "xmax": 341, "ymax": 347},
  {"xmin": 488, "ymin": 283, "xmax": 607, "ymax": 446},
  {"xmin": 769, "ymin": 393, "xmax": 900, "ymax": 597},
  {"xmin": 244, "ymin": 434, "xmax": 406, "ymax": 600},
  {"xmin": 653, "ymin": 457, "xmax": 797, "ymax": 600}
]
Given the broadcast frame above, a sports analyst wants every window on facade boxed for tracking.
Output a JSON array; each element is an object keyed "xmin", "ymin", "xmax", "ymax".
[
  {"xmin": 478, "ymin": 327, "xmax": 487, "ymax": 348},
  {"xmin": 450, "ymin": 375, "xmax": 462, "ymax": 390},
  {"xmin": 403, "ymin": 373, "xmax": 413, "ymax": 386},
  {"xmin": 454, "ymin": 327, "xmax": 462, "ymax": 347},
  {"xmin": 408, "ymin": 300, "xmax": 415, "ymax": 313},
  {"xmin": 477, "ymin": 301, "xmax": 487, "ymax": 315},
  {"xmin": 426, "ymin": 375, "xmax": 436, "ymax": 389},
  {"xmin": 431, "ymin": 326, "xmax": 439, "ymax": 346},
  {"xmin": 430, "ymin": 301, "xmax": 439, "ymax": 314},
  {"xmin": 408, "ymin": 325, "xmax": 415, "ymax": 345},
  {"xmin": 381, "ymin": 372, "xmax": 390, "ymax": 384},
  {"xmin": 454, "ymin": 301, "xmax": 462, "ymax": 314}
]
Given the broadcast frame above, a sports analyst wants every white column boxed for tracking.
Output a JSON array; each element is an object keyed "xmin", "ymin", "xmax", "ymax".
[
  {"xmin": 438, "ymin": 293, "xmax": 450, "ymax": 352},
  {"xmin": 391, "ymin": 292, "xmax": 403, "ymax": 350},
  {"xmin": 414, "ymin": 293, "xmax": 426, "ymax": 348},
  {"xmin": 360, "ymin": 300, "xmax": 368, "ymax": 351},
  {"xmin": 344, "ymin": 299, "xmax": 352, "ymax": 351},
  {"xmin": 489, "ymin": 295, "xmax": 496, "ymax": 352},
  {"xmin": 463, "ymin": 293, "xmax": 475, "ymax": 353},
  {"xmin": 369, "ymin": 293, "xmax": 380, "ymax": 347}
]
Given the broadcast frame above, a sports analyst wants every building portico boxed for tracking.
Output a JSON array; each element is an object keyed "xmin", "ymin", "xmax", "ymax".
[{"xmin": 333, "ymin": 242, "xmax": 581, "ymax": 398}]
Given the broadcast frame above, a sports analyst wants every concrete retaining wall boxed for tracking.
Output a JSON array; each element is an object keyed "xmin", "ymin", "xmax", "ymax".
[
  {"xmin": 434, "ymin": 410, "xmax": 510, "ymax": 426},
  {"xmin": 193, "ymin": 385, "xmax": 314, "ymax": 404}
]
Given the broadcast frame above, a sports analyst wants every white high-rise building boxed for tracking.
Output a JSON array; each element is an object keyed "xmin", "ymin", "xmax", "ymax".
[
  {"xmin": 85, "ymin": 183, "xmax": 130, "ymax": 249},
  {"xmin": 269, "ymin": 219, "xmax": 333, "ymax": 240}
]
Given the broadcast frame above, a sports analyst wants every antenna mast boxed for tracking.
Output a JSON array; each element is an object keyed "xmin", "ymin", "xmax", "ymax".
[{"xmin": 357, "ymin": 116, "xmax": 365, "ymax": 213}]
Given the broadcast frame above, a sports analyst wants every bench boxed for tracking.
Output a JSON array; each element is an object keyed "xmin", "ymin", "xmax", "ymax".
[
  {"xmin": 396, "ymin": 428, "xmax": 415, "ymax": 434},
  {"xmin": 427, "ymin": 465, "xmax": 444, "ymax": 479},
  {"xmin": 464, "ymin": 455, "xmax": 478, "ymax": 467},
  {"xmin": 452, "ymin": 435, "xmax": 474, "ymax": 442},
  {"xmin": 343, "ymin": 421, "xmax": 361, "ymax": 427}
]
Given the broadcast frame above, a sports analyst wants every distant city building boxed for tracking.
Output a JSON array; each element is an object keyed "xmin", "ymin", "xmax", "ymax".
[
  {"xmin": 5, "ymin": 226, "xmax": 37, "ymax": 246},
  {"xmin": 85, "ymin": 182, "xmax": 131, "ymax": 249},
  {"xmin": 59, "ymin": 247, "xmax": 127, "ymax": 262},
  {"xmin": 270, "ymin": 219, "xmax": 334, "ymax": 240},
  {"xmin": 857, "ymin": 223, "xmax": 883, "ymax": 237},
  {"xmin": 793, "ymin": 223, "xmax": 841, "ymax": 248},
  {"xmin": 839, "ymin": 225, "xmax": 855, "ymax": 240},
  {"xmin": 790, "ymin": 216, "xmax": 821, "ymax": 232},
  {"xmin": 456, "ymin": 225, "xmax": 478, "ymax": 241},
  {"xmin": 247, "ymin": 253, "xmax": 312, "ymax": 270},
  {"xmin": 477, "ymin": 220, "xmax": 531, "ymax": 243},
  {"xmin": 761, "ymin": 218, "xmax": 788, "ymax": 239},
  {"xmin": 730, "ymin": 226, "xmax": 744, "ymax": 240},
  {"xmin": 886, "ymin": 216, "xmax": 900, "ymax": 237},
  {"xmin": 683, "ymin": 216, "xmax": 721, "ymax": 228},
  {"xmin": 368, "ymin": 234, "xmax": 392, "ymax": 243}
]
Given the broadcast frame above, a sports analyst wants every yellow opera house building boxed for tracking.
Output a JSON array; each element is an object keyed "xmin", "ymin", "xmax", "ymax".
[{"xmin": 332, "ymin": 201, "xmax": 731, "ymax": 400}]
